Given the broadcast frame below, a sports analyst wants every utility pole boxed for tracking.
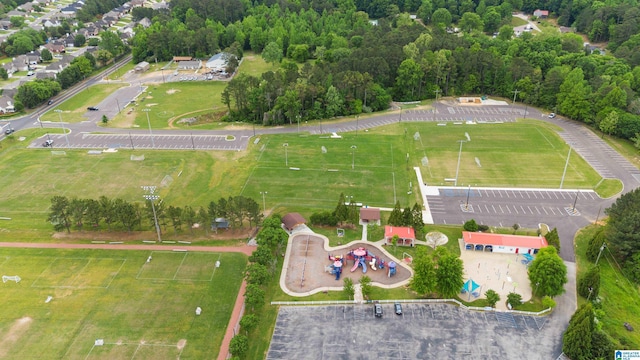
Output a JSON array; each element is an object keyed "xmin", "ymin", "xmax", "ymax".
[
  {"xmin": 512, "ymin": 89, "xmax": 520, "ymax": 104},
  {"xmin": 434, "ymin": 89, "xmax": 441, "ymax": 102}
]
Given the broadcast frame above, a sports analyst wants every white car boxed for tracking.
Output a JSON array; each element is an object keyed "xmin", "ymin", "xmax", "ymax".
[
  {"xmin": 548, "ymin": 113, "xmax": 556, "ymax": 118},
  {"xmin": 27, "ymin": 71, "xmax": 34, "ymax": 76}
]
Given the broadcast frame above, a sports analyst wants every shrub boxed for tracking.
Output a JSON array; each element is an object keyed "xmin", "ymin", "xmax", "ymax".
[{"xmin": 463, "ymin": 219, "xmax": 478, "ymax": 232}]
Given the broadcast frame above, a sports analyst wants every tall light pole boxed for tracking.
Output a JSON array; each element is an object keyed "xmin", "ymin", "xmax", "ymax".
[
  {"xmin": 465, "ymin": 184, "xmax": 471, "ymax": 209},
  {"xmin": 141, "ymin": 186, "xmax": 162, "ymax": 243},
  {"xmin": 297, "ymin": 115, "xmax": 300, "ymax": 134},
  {"xmin": 572, "ymin": 191, "xmax": 579, "ymax": 212},
  {"xmin": 560, "ymin": 144, "xmax": 573, "ymax": 189},
  {"xmin": 142, "ymin": 108, "xmax": 154, "ymax": 148},
  {"xmin": 260, "ymin": 191, "xmax": 268, "ymax": 214},
  {"xmin": 55, "ymin": 109, "xmax": 69, "ymax": 148},
  {"xmin": 283, "ymin": 143, "xmax": 289, "ymax": 166},
  {"xmin": 595, "ymin": 244, "xmax": 606, "ymax": 265},
  {"xmin": 351, "ymin": 145, "xmax": 357, "ymax": 170},
  {"xmin": 454, "ymin": 140, "xmax": 467, "ymax": 186}
]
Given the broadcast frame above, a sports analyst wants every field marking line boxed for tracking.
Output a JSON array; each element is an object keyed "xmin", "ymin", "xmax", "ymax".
[
  {"xmin": 31, "ymin": 256, "xmax": 58, "ymax": 288},
  {"xmin": 173, "ymin": 252, "xmax": 189, "ymax": 280},
  {"xmin": 240, "ymin": 139, "xmax": 271, "ymax": 195},
  {"xmin": 69, "ymin": 258, "xmax": 92, "ymax": 288},
  {"xmin": 104, "ymin": 259, "xmax": 127, "ymax": 289},
  {"xmin": 60, "ymin": 156, "xmax": 107, "ymax": 199},
  {"xmin": 130, "ymin": 343, "xmax": 142, "ymax": 360},
  {"xmin": 207, "ymin": 253, "xmax": 222, "ymax": 281},
  {"xmin": 84, "ymin": 344, "xmax": 96, "ymax": 360},
  {"xmin": 0, "ymin": 256, "xmax": 9, "ymax": 267},
  {"xmin": 534, "ymin": 127, "xmax": 556, "ymax": 149}
]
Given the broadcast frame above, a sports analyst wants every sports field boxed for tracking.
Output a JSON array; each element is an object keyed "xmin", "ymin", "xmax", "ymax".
[{"xmin": 0, "ymin": 248, "xmax": 246, "ymax": 359}]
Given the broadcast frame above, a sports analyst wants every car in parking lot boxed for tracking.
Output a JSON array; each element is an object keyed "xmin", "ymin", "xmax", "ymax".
[
  {"xmin": 87, "ymin": 106, "xmax": 99, "ymax": 111},
  {"xmin": 374, "ymin": 303, "xmax": 383, "ymax": 317},
  {"xmin": 43, "ymin": 139, "xmax": 53, "ymax": 147},
  {"xmin": 394, "ymin": 303, "xmax": 402, "ymax": 315},
  {"xmin": 548, "ymin": 113, "xmax": 556, "ymax": 118},
  {"xmin": 4, "ymin": 128, "xmax": 15, "ymax": 135}
]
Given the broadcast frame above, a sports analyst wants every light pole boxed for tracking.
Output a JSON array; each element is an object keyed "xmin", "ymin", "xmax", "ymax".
[
  {"xmin": 465, "ymin": 184, "xmax": 471, "ymax": 209},
  {"xmin": 572, "ymin": 191, "xmax": 579, "ymax": 212},
  {"xmin": 55, "ymin": 109, "xmax": 70, "ymax": 148},
  {"xmin": 595, "ymin": 244, "xmax": 606, "ymax": 265},
  {"xmin": 454, "ymin": 140, "xmax": 467, "ymax": 186},
  {"xmin": 534, "ymin": 282, "xmax": 540, "ymax": 297},
  {"xmin": 142, "ymin": 108, "xmax": 154, "ymax": 148},
  {"xmin": 260, "ymin": 191, "xmax": 268, "ymax": 214},
  {"xmin": 297, "ymin": 115, "xmax": 300, "ymax": 134},
  {"xmin": 351, "ymin": 145, "xmax": 357, "ymax": 170},
  {"xmin": 141, "ymin": 186, "xmax": 162, "ymax": 243},
  {"xmin": 560, "ymin": 144, "xmax": 573, "ymax": 189},
  {"xmin": 283, "ymin": 143, "xmax": 288, "ymax": 166}
]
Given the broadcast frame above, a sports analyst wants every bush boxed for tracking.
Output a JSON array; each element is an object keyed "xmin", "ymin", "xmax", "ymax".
[
  {"xmin": 463, "ymin": 219, "xmax": 478, "ymax": 232},
  {"xmin": 506, "ymin": 292, "xmax": 522, "ymax": 308},
  {"xmin": 229, "ymin": 335, "xmax": 248, "ymax": 357},
  {"xmin": 478, "ymin": 224, "xmax": 489, "ymax": 232},
  {"xmin": 577, "ymin": 266, "xmax": 600, "ymax": 299},
  {"xmin": 485, "ymin": 289, "xmax": 500, "ymax": 307},
  {"xmin": 542, "ymin": 295, "xmax": 556, "ymax": 309},
  {"xmin": 309, "ymin": 211, "xmax": 338, "ymax": 226},
  {"xmin": 586, "ymin": 227, "xmax": 606, "ymax": 262}
]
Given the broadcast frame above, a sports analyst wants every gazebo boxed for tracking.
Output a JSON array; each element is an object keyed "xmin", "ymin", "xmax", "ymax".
[
  {"xmin": 359, "ymin": 207, "xmax": 381, "ymax": 225},
  {"xmin": 384, "ymin": 226, "xmax": 416, "ymax": 247},
  {"xmin": 282, "ymin": 213, "xmax": 307, "ymax": 232}
]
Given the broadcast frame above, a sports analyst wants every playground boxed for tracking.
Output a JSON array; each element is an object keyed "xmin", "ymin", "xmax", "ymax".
[
  {"xmin": 281, "ymin": 234, "xmax": 412, "ymax": 296},
  {"xmin": 458, "ymin": 239, "xmax": 533, "ymax": 310}
]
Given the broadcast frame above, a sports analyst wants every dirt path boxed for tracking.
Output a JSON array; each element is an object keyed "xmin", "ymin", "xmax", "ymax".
[{"xmin": 0, "ymin": 242, "xmax": 254, "ymax": 358}]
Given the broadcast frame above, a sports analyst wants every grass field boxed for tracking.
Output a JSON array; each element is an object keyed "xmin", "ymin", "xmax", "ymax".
[
  {"xmin": 0, "ymin": 248, "xmax": 246, "ymax": 359},
  {"xmin": 39, "ymin": 84, "xmax": 127, "ymax": 123},
  {"xmin": 237, "ymin": 52, "xmax": 276, "ymax": 77},
  {"xmin": 575, "ymin": 225, "xmax": 640, "ymax": 349}
]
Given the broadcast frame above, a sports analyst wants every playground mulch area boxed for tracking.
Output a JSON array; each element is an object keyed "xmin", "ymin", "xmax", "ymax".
[{"xmin": 284, "ymin": 234, "xmax": 411, "ymax": 294}]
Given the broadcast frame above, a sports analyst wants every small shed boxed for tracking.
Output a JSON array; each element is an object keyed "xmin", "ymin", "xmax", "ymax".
[
  {"xmin": 177, "ymin": 60, "xmax": 201, "ymax": 70},
  {"xmin": 533, "ymin": 9, "xmax": 549, "ymax": 18},
  {"xmin": 462, "ymin": 231, "xmax": 548, "ymax": 254},
  {"xmin": 359, "ymin": 207, "xmax": 381, "ymax": 226},
  {"xmin": 384, "ymin": 226, "xmax": 416, "ymax": 247},
  {"xmin": 134, "ymin": 61, "xmax": 150, "ymax": 73},
  {"xmin": 211, "ymin": 217, "xmax": 229, "ymax": 230},
  {"xmin": 282, "ymin": 213, "xmax": 306, "ymax": 232},
  {"xmin": 173, "ymin": 56, "xmax": 193, "ymax": 62}
]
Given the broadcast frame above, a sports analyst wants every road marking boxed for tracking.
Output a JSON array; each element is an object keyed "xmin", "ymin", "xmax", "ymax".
[{"xmin": 543, "ymin": 207, "xmax": 548, "ymax": 215}]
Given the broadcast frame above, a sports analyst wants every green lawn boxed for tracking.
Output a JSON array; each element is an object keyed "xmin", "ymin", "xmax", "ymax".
[
  {"xmin": 238, "ymin": 52, "xmax": 277, "ymax": 77},
  {"xmin": 106, "ymin": 61, "xmax": 136, "ymax": 80},
  {"xmin": 39, "ymin": 84, "xmax": 127, "ymax": 123},
  {"xmin": 511, "ymin": 16, "xmax": 528, "ymax": 27},
  {"xmin": 0, "ymin": 248, "xmax": 247, "ymax": 359},
  {"xmin": 575, "ymin": 225, "xmax": 640, "ymax": 349}
]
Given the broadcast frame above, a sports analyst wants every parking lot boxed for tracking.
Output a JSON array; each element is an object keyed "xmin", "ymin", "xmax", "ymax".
[{"xmin": 267, "ymin": 303, "xmax": 562, "ymax": 359}]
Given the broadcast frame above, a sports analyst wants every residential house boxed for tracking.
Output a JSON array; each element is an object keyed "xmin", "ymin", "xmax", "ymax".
[
  {"xmin": 36, "ymin": 72, "xmax": 56, "ymax": 80},
  {"xmin": 129, "ymin": 0, "xmax": 145, "ymax": 7},
  {"xmin": 2, "ymin": 62, "xmax": 15, "ymax": 76},
  {"xmin": 0, "ymin": 20, "xmax": 12, "ymax": 30},
  {"xmin": 44, "ymin": 42, "xmax": 66, "ymax": 54},
  {"xmin": 151, "ymin": 1, "xmax": 169, "ymax": 9},
  {"xmin": 33, "ymin": 0, "xmax": 51, "ymax": 6},
  {"xmin": 62, "ymin": 34, "xmax": 75, "ymax": 47},
  {"xmin": 26, "ymin": 51, "xmax": 41, "ymax": 65},
  {"xmin": 104, "ymin": 10, "xmax": 121, "ymax": 20},
  {"xmin": 6, "ymin": 10, "xmax": 26, "ymax": 17},
  {"xmin": 12, "ymin": 55, "xmax": 29, "ymax": 72},
  {"xmin": 138, "ymin": 17, "xmax": 151, "ymax": 28},
  {"xmin": 0, "ymin": 96, "xmax": 16, "ymax": 114},
  {"xmin": 85, "ymin": 25, "xmax": 101, "ymax": 36},
  {"xmin": 17, "ymin": 3, "xmax": 34, "ymax": 12},
  {"xmin": 102, "ymin": 16, "xmax": 118, "ymax": 26},
  {"xmin": 533, "ymin": 9, "xmax": 549, "ymax": 18},
  {"xmin": 41, "ymin": 19, "xmax": 61, "ymax": 28},
  {"xmin": 119, "ymin": 32, "xmax": 132, "ymax": 43}
]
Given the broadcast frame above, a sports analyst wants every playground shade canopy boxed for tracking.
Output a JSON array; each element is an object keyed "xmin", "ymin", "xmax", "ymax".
[
  {"xmin": 384, "ymin": 226, "xmax": 416, "ymax": 246},
  {"xmin": 462, "ymin": 279, "xmax": 480, "ymax": 293},
  {"xmin": 282, "ymin": 213, "xmax": 307, "ymax": 231}
]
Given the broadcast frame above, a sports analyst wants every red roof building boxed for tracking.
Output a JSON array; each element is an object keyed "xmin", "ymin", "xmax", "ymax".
[
  {"xmin": 359, "ymin": 207, "xmax": 381, "ymax": 225},
  {"xmin": 384, "ymin": 226, "xmax": 416, "ymax": 247},
  {"xmin": 462, "ymin": 231, "xmax": 548, "ymax": 254}
]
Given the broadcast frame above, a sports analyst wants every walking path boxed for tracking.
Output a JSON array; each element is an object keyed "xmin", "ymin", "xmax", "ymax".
[{"xmin": 0, "ymin": 241, "xmax": 253, "ymax": 359}]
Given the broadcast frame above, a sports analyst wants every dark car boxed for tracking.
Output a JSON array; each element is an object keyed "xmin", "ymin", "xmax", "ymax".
[
  {"xmin": 48, "ymin": 100, "xmax": 53, "ymax": 105},
  {"xmin": 4, "ymin": 128, "xmax": 14, "ymax": 135},
  {"xmin": 43, "ymin": 139, "xmax": 53, "ymax": 147},
  {"xmin": 394, "ymin": 302, "xmax": 402, "ymax": 315},
  {"xmin": 374, "ymin": 303, "xmax": 383, "ymax": 318},
  {"xmin": 87, "ymin": 106, "xmax": 99, "ymax": 111}
]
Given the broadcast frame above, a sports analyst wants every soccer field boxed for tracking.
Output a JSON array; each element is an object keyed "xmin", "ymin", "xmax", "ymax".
[{"xmin": 0, "ymin": 248, "xmax": 246, "ymax": 359}]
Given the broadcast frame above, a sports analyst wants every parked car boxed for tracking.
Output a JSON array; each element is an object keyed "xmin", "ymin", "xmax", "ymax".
[
  {"xmin": 394, "ymin": 303, "xmax": 402, "ymax": 315},
  {"xmin": 374, "ymin": 303, "xmax": 383, "ymax": 318},
  {"xmin": 48, "ymin": 100, "xmax": 53, "ymax": 105},
  {"xmin": 548, "ymin": 113, "xmax": 556, "ymax": 118},
  {"xmin": 27, "ymin": 71, "xmax": 34, "ymax": 76},
  {"xmin": 87, "ymin": 106, "xmax": 99, "ymax": 111},
  {"xmin": 43, "ymin": 139, "xmax": 53, "ymax": 147}
]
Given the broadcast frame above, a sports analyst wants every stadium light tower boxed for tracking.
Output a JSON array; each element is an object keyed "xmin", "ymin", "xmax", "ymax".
[
  {"xmin": 54, "ymin": 109, "xmax": 70, "ymax": 148},
  {"xmin": 454, "ymin": 140, "xmax": 467, "ymax": 186},
  {"xmin": 142, "ymin": 186, "xmax": 162, "ymax": 243},
  {"xmin": 142, "ymin": 108, "xmax": 154, "ymax": 148}
]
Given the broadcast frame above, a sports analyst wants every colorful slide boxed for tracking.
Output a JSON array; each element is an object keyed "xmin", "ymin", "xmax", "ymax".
[{"xmin": 350, "ymin": 260, "xmax": 359, "ymax": 272}]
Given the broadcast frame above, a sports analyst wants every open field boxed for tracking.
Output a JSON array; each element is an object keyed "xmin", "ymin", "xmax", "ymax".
[
  {"xmin": 0, "ymin": 248, "xmax": 246, "ymax": 359},
  {"xmin": 237, "ymin": 53, "xmax": 276, "ymax": 77},
  {"xmin": 575, "ymin": 225, "xmax": 640, "ymax": 348},
  {"xmin": 40, "ymin": 84, "xmax": 128, "ymax": 123}
]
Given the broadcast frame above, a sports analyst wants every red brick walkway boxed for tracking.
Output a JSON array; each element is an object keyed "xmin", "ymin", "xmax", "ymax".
[{"xmin": 0, "ymin": 241, "xmax": 254, "ymax": 359}]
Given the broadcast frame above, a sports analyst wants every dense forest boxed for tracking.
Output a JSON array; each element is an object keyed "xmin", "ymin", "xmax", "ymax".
[{"xmin": 129, "ymin": 0, "xmax": 640, "ymax": 141}]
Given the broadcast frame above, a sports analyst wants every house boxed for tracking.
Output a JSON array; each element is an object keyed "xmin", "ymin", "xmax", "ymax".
[
  {"xmin": 36, "ymin": 72, "xmax": 56, "ymax": 80},
  {"xmin": 26, "ymin": 51, "xmax": 41, "ymax": 65},
  {"xmin": 206, "ymin": 52, "xmax": 233, "ymax": 72},
  {"xmin": 533, "ymin": 9, "xmax": 549, "ymax": 18},
  {"xmin": 102, "ymin": 16, "xmax": 118, "ymax": 26},
  {"xmin": 282, "ymin": 213, "xmax": 307, "ymax": 232},
  {"xmin": 129, "ymin": 0, "xmax": 145, "ymax": 7},
  {"xmin": 462, "ymin": 231, "xmax": 548, "ymax": 254},
  {"xmin": 44, "ymin": 42, "xmax": 66, "ymax": 54},
  {"xmin": 138, "ymin": 17, "xmax": 151, "ymax": 28},
  {"xmin": 17, "ymin": 3, "xmax": 34, "ymax": 12},
  {"xmin": 2, "ymin": 62, "xmax": 15, "ymax": 75},
  {"xmin": 0, "ymin": 95, "xmax": 16, "ymax": 114},
  {"xmin": 177, "ymin": 60, "xmax": 201, "ymax": 70},
  {"xmin": 62, "ymin": 34, "xmax": 75, "ymax": 47},
  {"xmin": 384, "ymin": 226, "xmax": 416, "ymax": 247},
  {"xmin": 359, "ymin": 207, "xmax": 381, "ymax": 226},
  {"xmin": 6, "ymin": 10, "xmax": 26, "ymax": 17},
  {"xmin": 151, "ymin": 1, "xmax": 169, "ymax": 9},
  {"xmin": 134, "ymin": 61, "xmax": 149, "ymax": 73},
  {"xmin": 0, "ymin": 20, "xmax": 12, "ymax": 30},
  {"xmin": 119, "ymin": 32, "xmax": 133, "ymax": 43},
  {"xmin": 85, "ymin": 25, "xmax": 101, "ymax": 36},
  {"xmin": 211, "ymin": 218, "xmax": 229, "ymax": 230},
  {"xmin": 12, "ymin": 55, "xmax": 29, "ymax": 72}
]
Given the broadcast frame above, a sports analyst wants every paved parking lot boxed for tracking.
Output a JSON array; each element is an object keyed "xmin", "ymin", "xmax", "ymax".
[
  {"xmin": 267, "ymin": 303, "xmax": 561, "ymax": 359},
  {"xmin": 29, "ymin": 133, "xmax": 249, "ymax": 150}
]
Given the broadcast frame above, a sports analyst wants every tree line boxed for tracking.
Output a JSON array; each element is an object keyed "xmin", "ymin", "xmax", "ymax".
[{"xmin": 46, "ymin": 194, "xmax": 262, "ymax": 236}]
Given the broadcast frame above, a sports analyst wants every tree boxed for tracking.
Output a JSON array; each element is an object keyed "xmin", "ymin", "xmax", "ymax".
[
  {"xmin": 411, "ymin": 203, "xmax": 424, "ymax": 237},
  {"xmin": 229, "ymin": 335, "xmax": 248, "ymax": 357},
  {"xmin": 605, "ymin": 187, "xmax": 640, "ymax": 265},
  {"xmin": 435, "ymin": 251, "xmax": 464, "ymax": 298},
  {"xmin": 562, "ymin": 303, "xmax": 594, "ymax": 360},
  {"xmin": 359, "ymin": 275, "xmax": 372, "ymax": 299},
  {"xmin": 343, "ymin": 277, "xmax": 355, "ymax": 300},
  {"xmin": 506, "ymin": 292, "xmax": 522, "ymax": 308},
  {"xmin": 577, "ymin": 266, "xmax": 600, "ymax": 299},
  {"xmin": 244, "ymin": 283, "xmax": 265, "ymax": 310},
  {"xmin": 463, "ymin": 219, "xmax": 478, "ymax": 232},
  {"xmin": 410, "ymin": 247, "xmax": 436, "ymax": 295},
  {"xmin": 459, "ymin": 12, "xmax": 483, "ymax": 33},
  {"xmin": 101, "ymin": 115, "xmax": 109, "ymax": 124},
  {"xmin": 483, "ymin": 9, "xmax": 502, "ymax": 33},
  {"xmin": 528, "ymin": 246, "xmax": 568, "ymax": 297},
  {"xmin": 47, "ymin": 196, "xmax": 71, "ymax": 233},
  {"xmin": 248, "ymin": 246, "xmax": 275, "ymax": 268},
  {"xmin": 99, "ymin": 31, "xmax": 125, "ymax": 58},
  {"xmin": 245, "ymin": 263, "xmax": 270, "ymax": 286},
  {"xmin": 99, "ymin": 196, "xmax": 116, "ymax": 230},
  {"xmin": 485, "ymin": 289, "xmax": 500, "ymax": 307},
  {"xmin": 512, "ymin": 223, "xmax": 520, "ymax": 234},
  {"xmin": 586, "ymin": 227, "xmax": 606, "ymax": 262},
  {"xmin": 181, "ymin": 205, "xmax": 196, "ymax": 234},
  {"xmin": 431, "ymin": 8, "xmax": 452, "ymax": 27},
  {"xmin": 599, "ymin": 110, "xmax": 618, "ymax": 138},
  {"xmin": 239, "ymin": 314, "xmax": 259, "ymax": 334},
  {"xmin": 0, "ymin": 68, "xmax": 7, "ymax": 80},
  {"xmin": 387, "ymin": 201, "xmax": 403, "ymax": 226},
  {"xmin": 262, "ymin": 42, "xmax": 283, "ymax": 66},
  {"xmin": 545, "ymin": 227, "xmax": 560, "ymax": 251},
  {"xmin": 74, "ymin": 34, "xmax": 87, "ymax": 47},
  {"xmin": 334, "ymin": 193, "xmax": 349, "ymax": 225},
  {"xmin": 324, "ymin": 85, "xmax": 343, "ymax": 118},
  {"xmin": 10, "ymin": 16, "xmax": 25, "ymax": 28},
  {"xmin": 41, "ymin": 48, "xmax": 53, "ymax": 62}
]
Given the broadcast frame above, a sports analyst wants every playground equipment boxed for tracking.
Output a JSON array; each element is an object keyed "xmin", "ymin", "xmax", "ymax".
[
  {"xmin": 369, "ymin": 257, "xmax": 377, "ymax": 270},
  {"xmin": 327, "ymin": 255, "xmax": 344, "ymax": 280},
  {"xmin": 351, "ymin": 256, "xmax": 367, "ymax": 273},
  {"xmin": 388, "ymin": 262, "xmax": 397, "ymax": 277}
]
